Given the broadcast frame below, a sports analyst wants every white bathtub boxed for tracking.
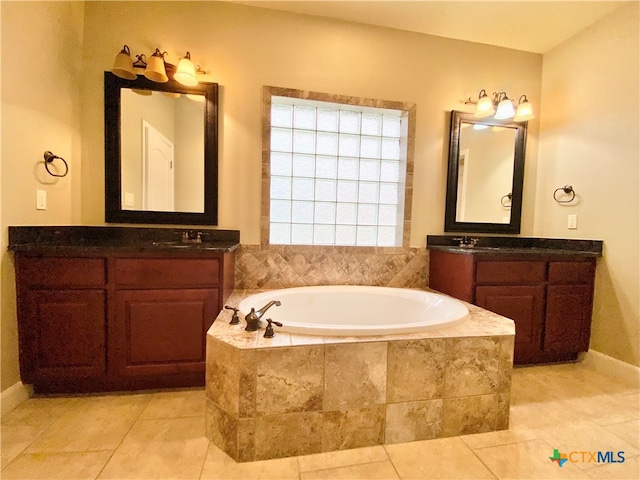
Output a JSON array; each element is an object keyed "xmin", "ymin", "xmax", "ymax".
[{"xmin": 237, "ymin": 286, "xmax": 469, "ymax": 336}]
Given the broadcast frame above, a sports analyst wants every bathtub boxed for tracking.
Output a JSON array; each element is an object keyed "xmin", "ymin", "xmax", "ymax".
[{"xmin": 237, "ymin": 285, "xmax": 469, "ymax": 336}]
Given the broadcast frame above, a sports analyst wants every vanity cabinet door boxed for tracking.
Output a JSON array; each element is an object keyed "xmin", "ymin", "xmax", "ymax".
[
  {"xmin": 19, "ymin": 289, "xmax": 106, "ymax": 383},
  {"xmin": 544, "ymin": 284, "xmax": 593, "ymax": 353},
  {"xmin": 476, "ymin": 285, "xmax": 545, "ymax": 363},
  {"xmin": 111, "ymin": 289, "xmax": 219, "ymax": 383}
]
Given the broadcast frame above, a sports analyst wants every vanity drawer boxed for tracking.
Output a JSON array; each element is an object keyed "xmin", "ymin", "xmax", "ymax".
[
  {"xmin": 476, "ymin": 261, "xmax": 546, "ymax": 285},
  {"xmin": 114, "ymin": 258, "xmax": 220, "ymax": 288},
  {"xmin": 17, "ymin": 257, "xmax": 106, "ymax": 287},
  {"xmin": 548, "ymin": 261, "xmax": 595, "ymax": 285}
]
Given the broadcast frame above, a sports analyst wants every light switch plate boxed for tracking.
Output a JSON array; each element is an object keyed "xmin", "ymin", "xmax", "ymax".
[
  {"xmin": 36, "ymin": 189, "xmax": 47, "ymax": 210},
  {"xmin": 568, "ymin": 214, "xmax": 578, "ymax": 229}
]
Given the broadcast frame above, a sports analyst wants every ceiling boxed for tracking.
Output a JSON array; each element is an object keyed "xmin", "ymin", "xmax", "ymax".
[{"xmin": 229, "ymin": 1, "xmax": 627, "ymax": 54}]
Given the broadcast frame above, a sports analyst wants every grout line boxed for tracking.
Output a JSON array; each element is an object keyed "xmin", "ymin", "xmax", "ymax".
[
  {"xmin": 93, "ymin": 394, "xmax": 153, "ymax": 479},
  {"xmin": 468, "ymin": 446, "xmax": 499, "ymax": 480},
  {"xmin": 382, "ymin": 444, "xmax": 403, "ymax": 479},
  {"xmin": 197, "ymin": 441, "xmax": 212, "ymax": 480}
]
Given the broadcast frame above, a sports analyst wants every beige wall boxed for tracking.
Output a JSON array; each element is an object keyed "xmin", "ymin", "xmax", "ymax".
[
  {"xmin": 79, "ymin": 1, "xmax": 542, "ymax": 241},
  {"xmin": 1, "ymin": 1, "xmax": 85, "ymax": 390},
  {"xmin": 537, "ymin": 3, "xmax": 639, "ymax": 366}
]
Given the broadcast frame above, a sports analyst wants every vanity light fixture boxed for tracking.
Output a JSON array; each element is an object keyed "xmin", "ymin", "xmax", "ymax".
[
  {"xmin": 111, "ymin": 45, "xmax": 137, "ymax": 80},
  {"xmin": 111, "ymin": 44, "xmax": 206, "ymax": 86},
  {"xmin": 473, "ymin": 89, "xmax": 495, "ymax": 118},
  {"xmin": 144, "ymin": 48, "xmax": 169, "ymax": 83},
  {"xmin": 174, "ymin": 52, "xmax": 198, "ymax": 86},
  {"xmin": 494, "ymin": 93, "xmax": 515, "ymax": 119},
  {"xmin": 513, "ymin": 95, "xmax": 535, "ymax": 122},
  {"xmin": 465, "ymin": 90, "xmax": 535, "ymax": 122}
]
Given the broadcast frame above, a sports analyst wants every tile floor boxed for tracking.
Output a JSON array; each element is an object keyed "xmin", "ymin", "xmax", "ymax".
[{"xmin": 1, "ymin": 362, "xmax": 638, "ymax": 479}]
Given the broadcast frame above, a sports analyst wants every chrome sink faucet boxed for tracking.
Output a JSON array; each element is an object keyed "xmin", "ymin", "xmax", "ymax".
[{"xmin": 244, "ymin": 300, "xmax": 281, "ymax": 331}]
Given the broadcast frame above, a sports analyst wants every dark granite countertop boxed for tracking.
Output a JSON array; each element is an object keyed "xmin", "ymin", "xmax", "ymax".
[
  {"xmin": 426, "ymin": 235, "xmax": 603, "ymax": 257},
  {"xmin": 8, "ymin": 226, "xmax": 240, "ymax": 254}
]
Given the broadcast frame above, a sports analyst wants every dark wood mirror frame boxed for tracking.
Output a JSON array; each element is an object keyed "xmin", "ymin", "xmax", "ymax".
[
  {"xmin": 444, "ymin": 110, "xmax": 527, "ymax": 234},
  {"xmin": 104, "ymin": 72, "xmax": 219, "ymax": 225}
]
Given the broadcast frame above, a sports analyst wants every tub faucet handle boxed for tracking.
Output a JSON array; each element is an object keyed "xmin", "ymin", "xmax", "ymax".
[
  {"xmin": 263, "ymin": 318, "xmax": 283, "ymax": 338},
  {"xmin": 224, "ymin": 305, "xmax": 240, "ymax": 325}
]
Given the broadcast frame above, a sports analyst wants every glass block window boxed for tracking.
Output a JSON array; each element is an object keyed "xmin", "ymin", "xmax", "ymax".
[{"xmin": 268, "ymin": 95, "xmax": 409, "ymax": 247}]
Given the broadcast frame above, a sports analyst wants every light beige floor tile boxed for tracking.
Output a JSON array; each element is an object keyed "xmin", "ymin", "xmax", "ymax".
[
  {"xmin": 298, "ymin": 445, "xmax": 389, "ymax": 472},
  {"xmin": 1, "ymin": 397, "xmax": 81, "ymax": 428},
  {"xmin": 1, "ymin": 424, "xmax": 48, "ymax": 468},
  {"xmin": 98, "ymin": 416, "xmax": 209, "ymax": 479},
  {"xmin": 535, "ymin": 421, "xmax": 639, "ymax": 470},
  {"xmin": 300, "ymin": 460, "xmax": 399, "ymax": 480},
  {"xmin": 200, "ymin": 444, "xmax": 299, "ymax": 479},
  {"xmin": 1, "ymin": 451, "xmax": 112, "ymax": 479},
  {"xmin": 509, "ymin": 400, "xmax": 585, "ymax": 430},
  {"xmin": 25, "ymin": 394, "xmax": 149, "ymax": 453},
  {"xmin": 139, "ymin": 388, "xmax": 205, "ymax": 419},
  {"xmin": 604, "ymin": 419, "xmax": 640, "ymax": 449},
  {"xmin": 384, "ymin": 437, "xmax": 494, "ymax": 479},
  {"xmin": 473, "ymin": 438, "xmax": 589, "ymax": 479},
  {"xmin": 460, "ymin": 428, "xmax": 539, "ymax": 450},
  {"xmin": 568, "ymin": 393, "xmax": 640, "ymax": 426},
  {"xmin": 511, "ymin": 364, "xmax": 637, "ymax": 405},
  {"xmin": 585, "ymin": 453, "xmax": 640, "ymax": 479},
  {"xmin": 511, "ymin": 366, "xmax": 602, "ymax": 404}
]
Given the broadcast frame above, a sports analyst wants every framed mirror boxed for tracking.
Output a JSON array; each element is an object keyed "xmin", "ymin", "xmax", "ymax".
[
  {"xmin": 104, "ymin": 71, "xmax": 218, "ymax": 225},
  {"xmin": 444, "ymin": 110, "xmax": 527, "ymax": 234}
]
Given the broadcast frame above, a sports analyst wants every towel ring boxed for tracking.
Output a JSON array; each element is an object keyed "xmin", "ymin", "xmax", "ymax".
[
  {"xmin": 43, "ymin": 151, "xmax": 69, "ymax": 178},
  {"xmin": 501, "ymin": 193, "xmax": 512, "ymax": 207},
  {"xmin": 553, "ymin": 185, "xmax": 576, "ymax": 203}
]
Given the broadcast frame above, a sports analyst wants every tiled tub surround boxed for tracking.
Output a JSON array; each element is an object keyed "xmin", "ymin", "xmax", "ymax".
[
  {"xmin": 235, "ymin": 245, "xmax": 428, "ymax": 289},
  {"xmin": 205, "ymin": 289, "xmax": 514, "ymax": 462}
]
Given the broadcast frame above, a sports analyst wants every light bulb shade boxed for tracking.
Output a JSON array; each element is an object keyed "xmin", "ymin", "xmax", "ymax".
[
  {"xmin": 111, "ymin": 45, "xmax": 137, "ymax": 80},
  {"xmin": 474, "ymin": 94, "xmax": 495, "ymax": 118},
  {"xmin": 495, "ymin": 98, "xmax": 515, "ymax": 119},
  {"xmin": 144, "ymin": 49, "xmax": 168, "ymax": 83},
  {"xmin": 513, "ymin": 98, "xmax": 535, "ymax": 122},
  {"xmin": 174, "ymin": 53, "xmax": 198, "ymax": 86}
]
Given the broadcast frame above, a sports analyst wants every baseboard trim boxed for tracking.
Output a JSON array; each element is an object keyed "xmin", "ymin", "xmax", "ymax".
[
  {"xmin": 1, "ymin": 381, "xmax": 32, "ymax": 417},
  {"xmin": 580, "ymin": 350, "xmax": 640, "ymax": 388}
]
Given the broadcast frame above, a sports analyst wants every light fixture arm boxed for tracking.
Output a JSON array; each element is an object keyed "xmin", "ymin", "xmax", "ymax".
[{"xmin": 132, "ymin": 54, "xmax": 147, "ymax": 69}]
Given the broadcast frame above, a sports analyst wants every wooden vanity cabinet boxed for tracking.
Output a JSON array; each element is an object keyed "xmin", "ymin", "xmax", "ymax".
[
  {"xmin": 14, "ymin": 250, "xmax": 235, "ymax": 393},
  {"xmin": 110, "ymin": 258, "xmax": 222, "ymax": 387},
  {"xmin": 429, "ymin": 250, "xmax": 597, "ymax": 364},
  {"xmin": 15, "ymin": 258, "xmax": 107, "ymax": 387}
]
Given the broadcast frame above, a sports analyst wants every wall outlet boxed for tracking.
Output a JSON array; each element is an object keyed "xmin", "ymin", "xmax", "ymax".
[
  {"xmin": 36, "ymin": 189, "xmax": 47, "ymax": 210},
  {"xmin": 568, "ymin": 214, "xmax": 578, "ymax": 229}
]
